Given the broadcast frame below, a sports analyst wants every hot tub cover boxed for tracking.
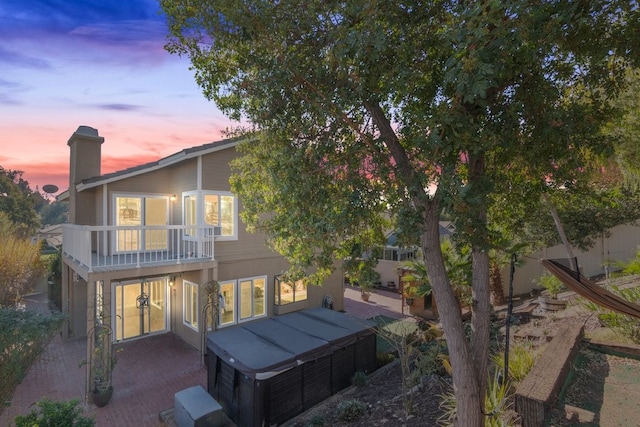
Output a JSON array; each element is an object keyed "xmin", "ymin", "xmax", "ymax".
[{"xmin": 207, "ymin": 308, "xmax": 374, "ymax": 379}]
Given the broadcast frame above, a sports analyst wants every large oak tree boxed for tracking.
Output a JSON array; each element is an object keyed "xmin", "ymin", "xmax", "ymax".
[{"xmin": 162, "ymin": 1, "xmax": 639, "ymax": 425}]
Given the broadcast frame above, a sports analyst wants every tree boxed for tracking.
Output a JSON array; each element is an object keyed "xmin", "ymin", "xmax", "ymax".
[
  {"xmin": 0, "ymin": 167, "xmax": 40, "ymax": 237},
  {"xmin": 0, "ymin": 212, "xmax": 44, "ymax": 307},
  {"xmin": 162, "ymin": 1, "xmax": 639, "ymax": 425},
  {"xmin": 39, "ymin": 201, "xmax": 69, "ymax": 226}
]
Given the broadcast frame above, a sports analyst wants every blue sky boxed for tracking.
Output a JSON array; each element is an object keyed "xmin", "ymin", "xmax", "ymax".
[{"xmin": 0, "ymin": 0, "xmax": 233, "ymax": 193}]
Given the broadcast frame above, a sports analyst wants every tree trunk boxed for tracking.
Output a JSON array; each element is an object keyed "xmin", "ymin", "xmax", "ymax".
[
  {"xmin": 468, "ymin": 152, "xmax": 491, "ymax": 402},
  {"xmin": 422, "ymin": 202, "xmax": 483, "ymax": 427},
  {"xmin": 471, "ymin": 249, "xmax": 491, "ymax": 402}
]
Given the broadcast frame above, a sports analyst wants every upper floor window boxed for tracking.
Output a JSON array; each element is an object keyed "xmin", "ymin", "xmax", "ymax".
[
  {"xmin": 204, "ymin": 192, "xmax": 235, "ymax": 237},
  {"xmin": 114, "ymin": 194, "xmax": 169, "ymax": 252},
  {"xmin": 274, "ymin": 275, "xmax": 307, "ymax": 305},
  {"xmin": 184, "ymin": 195, "xmax": 197, "ymax": 236},
  {"xmin": 182, "ymin": 191, "xmax": 237, "ymax": 239}
]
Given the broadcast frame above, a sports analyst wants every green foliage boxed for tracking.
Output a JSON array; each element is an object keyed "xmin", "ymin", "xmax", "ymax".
[
  {"xmin": 335, "ymin": 399, "xmax": 367, "ymax": 422},
  {"xmin": 0, "ymin": 167, "xmax": 40, "ymax": 237},
  {"xmin": 484, "ymin": 371, "xmax": 515, "ymax": 427},
  {"xmin": 161, "ymin": 1, "xmax": 640, "ymax": 423},
  {"xmin": 439, "ymin": 371, "xmax": 515, "ymax": 427},
  {"xmin": 534, "ymin": 272, "xmax": 565, "ymax": 299},
  {"xmin": 613, "ymin": 248, "xmax": 640, "ymax": 275},
  {"xmin": 492, "ymin": 341, "xmax": 538, "ymax": 384},
  {"xmin": 584, "ymin": 285, "xmax": 640, "ymax": 343},
  {"xmin": 42, "ymin": 250, "xmax": 63, "ymax": 310},
  {"xmin": 400, "ymin": 239, "xmax": 472, "ymax": 303},
  {"xmin": 39, "ymin": 201, "xmax": 68, "ymax": 226},
  {"xmin": 0, "ymin": 216, "xmax": 45, "ymax": 307},
  {"xmin": 0, "ymin": 308, "xmax": 65, "ymax": 409},
  {"xmin": 375, "ymin": 351, "xmax": 395, "ymax": 368},
  {"xmin": 14, "ymin": 398, "xmax": 95, "ymax": 427},
  {"xmin": 306, "ymin": 414, "xmax": 326, "ymax": 427},
  {"xmin": 409, "ymin": 340, "xmax": 449, "ymax": 386},
  {"xmin": 344, "ymin": 255, "xmax": 381, "ymax": 292},
  {"xmin": 518, "ymin": 186, "xmax": 640, "ymax": 251},
  {"xmin": 351, "ymin": 371, "xmax": 367, "ymax": 388}
]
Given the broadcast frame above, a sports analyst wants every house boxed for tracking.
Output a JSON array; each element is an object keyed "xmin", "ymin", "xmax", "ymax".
[
  {"xmin": 60, "ymin": 125, "xmax": 344, "ymax": 355},
  {"xmin": 374, "ymin": 223, "xmax": 454, "ymax": 290}
]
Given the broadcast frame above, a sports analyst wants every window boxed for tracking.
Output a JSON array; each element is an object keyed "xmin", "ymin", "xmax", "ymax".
[
  {"xmin": 380, "ymin": 248, "xmax": 416, "ymax": 261},
  {"xmin": 184, "ymin": 195, "xmax": 197, "ymax": 237},
  {"xmin": 183, "ymin": 281, "xmax": 198, "ymax": 330},
  {"xmin": 204, "ymin": 192, "xmax": 236, "ymax": 237},
  {"xmin": 274, "ymin": 275, "xmax": 307, "ymax": 305},
  {"xmin": 182, "ymin": 191, "xmax": 237, "ymax": 239},
  {"xmin": 217, "ymin": 276, "xmax": 267, "ymax": 328},
  {"xmin": 219, "ymin": 280, "xmax": 236, "ymax": 326},
  {"xmin": 114, "ymin": 194, "xmax": 169, "ymax": 252}
]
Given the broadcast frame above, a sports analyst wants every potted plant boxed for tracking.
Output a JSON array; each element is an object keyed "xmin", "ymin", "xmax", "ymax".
[
  {"xmin": 85, "ymin": 323, "xmax": 117, "ymax": 407},
  {"xmin": 344, "ymin": 256, "xmax": 380, "ymax": 302},
  {"xmin": 399, "ymin": 259, "xmax": 433, "ymax": 307},
  {"xmin": 403, "ymin": 284, "xmax": 417, "ymax": 306},
  {"xmin": 535, "ymin": 272, "xmax": 566, "ymax": 311},
  {"xmin": 82, "ymin": 292, "xmax": 118, "ymax": 408}
]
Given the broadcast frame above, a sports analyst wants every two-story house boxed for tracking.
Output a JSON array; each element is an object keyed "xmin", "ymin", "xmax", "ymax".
[{"xmin": 60, "ymin": 126, "xmax": 344, "ymax": 355}]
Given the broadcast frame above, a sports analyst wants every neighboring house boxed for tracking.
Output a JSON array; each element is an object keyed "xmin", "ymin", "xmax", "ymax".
[
  {"xmin": 59, "ymin": 126, "xmax": 344, "ymax": 354},
  {"xmin": 375, "ymin": 223, "xmax": 454, "ymax": 289}
]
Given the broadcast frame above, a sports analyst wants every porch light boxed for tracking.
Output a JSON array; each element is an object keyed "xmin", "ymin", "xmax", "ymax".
[{"xmin": 170, "ymin": 194, "xmax": 177, "ymax": 202}]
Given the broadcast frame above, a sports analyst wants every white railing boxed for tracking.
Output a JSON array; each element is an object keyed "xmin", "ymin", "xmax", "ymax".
[{"xmin": 62, "ymin": 224, "xmax": 218, "ymax": 272}]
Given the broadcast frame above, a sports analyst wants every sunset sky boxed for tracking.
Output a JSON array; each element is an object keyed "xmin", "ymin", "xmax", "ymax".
[{"xmin": 0, "ymin": 0, "xmax": 236, "ymax": 195}]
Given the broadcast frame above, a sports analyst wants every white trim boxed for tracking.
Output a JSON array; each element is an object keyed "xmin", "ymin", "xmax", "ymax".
[
  {"xmin": 112, "ymin": 193, "xmax": 172, "ymax": 253},
  {"xmin": 183, "ymin": 280, "xmax": 199, "ymax": 332},
  {"xmin": 237, "ymin": 275, "xmax": 268, "ymax": 324}
]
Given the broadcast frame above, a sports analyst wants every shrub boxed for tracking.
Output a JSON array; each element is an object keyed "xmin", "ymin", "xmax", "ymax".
[
  {"xmin": 492, "ymin": 340, "xmax": 538, "ymax": 383},
  {"xmin": 0, "ymin": 308, "xmax": 65, "ymax": 408},
  {"xmin": 14, "ymin": 398, "xmax": 95, "ymax": 427},
  {"xmin": 484, "ymin": 371, "xmax": 515, "ymax": 427},
  {"xmin": 534, "ymin": 272, "xmax": 564, "ymax": 299},
  {"xmin": 307, "ymin": 413, "xmax": 326, "ymax": 427},
  {"xmin": 375, "ymin": 351, "xmax": 395, "ymax": 368},
  {"xmin": 438, "ymin": 371, "xmax": 515, "ymax": 427},
  {"xmin": 584, "ymin": 285, "xmax": 640, "ymax": 343},
  {"xmin": 352, "ymin": 371, "xmax": 367, "ymax": 387},
  {"xmin": 336, "ymin": 399, "xmax": 367, "ymax": 422}
]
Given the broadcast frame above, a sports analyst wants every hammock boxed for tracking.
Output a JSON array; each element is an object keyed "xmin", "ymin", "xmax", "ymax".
[{"xmin": 540, "ymin": 258, "xmax": 640, "ymax": 320}]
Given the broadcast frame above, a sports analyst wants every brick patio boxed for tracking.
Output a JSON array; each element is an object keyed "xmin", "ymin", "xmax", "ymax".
[{"xmin": 1, "ymin": 287, "xmax": 406, "ymax": 426}]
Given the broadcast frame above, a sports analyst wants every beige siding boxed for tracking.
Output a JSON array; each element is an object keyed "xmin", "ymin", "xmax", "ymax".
[
  {"xmin": 201, "ymin": 149, "xmax": 235, "ymax": 191},
  {"xmin": 66, "ymin": 141, "xmax": 346, "ymax": 349}
]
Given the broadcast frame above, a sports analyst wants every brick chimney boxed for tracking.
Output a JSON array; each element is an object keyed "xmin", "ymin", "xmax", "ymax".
[{"xmin": 67, "ymin": 126, "xmax": 104, "ymax": 224}]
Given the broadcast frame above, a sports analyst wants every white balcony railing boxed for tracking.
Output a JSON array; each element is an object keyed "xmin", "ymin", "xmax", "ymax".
[{"xmin": 62, "ymin": 224, "xmax": 219, "ymax": 272}]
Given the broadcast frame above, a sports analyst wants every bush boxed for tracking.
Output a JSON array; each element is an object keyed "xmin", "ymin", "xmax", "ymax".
[
  {"xmin": 492, "ymin": 340, "xmax": 538, "ymax": 383},
  {"xmin": 336, "ymin": 399, "xmax": 367, "ymax": 422},
  {"xmin": 375, "ymin": 351, "xmax": 395, "ymax": 368},
  {"xmin": 0, "ymin": 308, "xmax": 65, "ymax": 408},
  {"xmin": 352, "ymin": 371, "xmax": 367, "ymax": 387},
  {"xmin": 14, "ymin": 398, "xmax": 94, "ymax": 427},
  {"xmin": 584, "ymin": 285, "xmax": 640, "ymax": 343},
  {"xmin": 307, "ymin": 413, "xmax": 326, "ymax": 427},
  {"xmin": 534, "ymin": 272, "xmax": 564, "ymax": 299}
]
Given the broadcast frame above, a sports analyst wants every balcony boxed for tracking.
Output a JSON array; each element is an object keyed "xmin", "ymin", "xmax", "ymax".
[{"xmin": 62, "ymin": 224, "xmax": 220, "ymax": 274}]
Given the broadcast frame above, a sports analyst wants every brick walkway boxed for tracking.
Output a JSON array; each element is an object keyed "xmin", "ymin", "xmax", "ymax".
[
  {"xmin": 1, "ymin": 287, "xmax": 406, "ymax": 426},
  {"xmin": 343, "ymin": 285, "xmax": 409, "ymax": 321}
]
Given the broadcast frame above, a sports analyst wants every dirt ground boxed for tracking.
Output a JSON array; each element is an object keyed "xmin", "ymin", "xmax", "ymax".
[{"xmin": 287, "ymin": 287, "xmax": 640, "ymax": 427}]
